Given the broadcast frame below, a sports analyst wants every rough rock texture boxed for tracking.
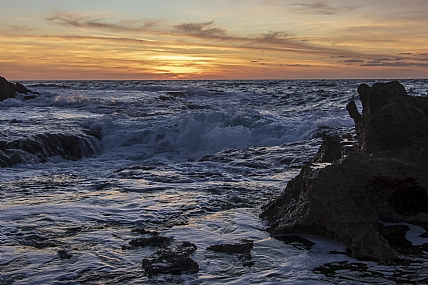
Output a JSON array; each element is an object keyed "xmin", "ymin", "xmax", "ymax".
[
  {"xmin": 261, "ymin": 81, "xmax": 428, "ymax": 260},
  {"xmin": 142, "ymin": 242, "xmax": 199, "ymax": 276}
]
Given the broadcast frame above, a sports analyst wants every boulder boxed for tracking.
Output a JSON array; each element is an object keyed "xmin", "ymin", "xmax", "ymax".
[{"xmin": 261, "ymin": 81, "xmax": 428, "ymax": 260}]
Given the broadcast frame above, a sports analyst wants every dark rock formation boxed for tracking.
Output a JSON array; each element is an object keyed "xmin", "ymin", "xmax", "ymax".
[
  {"xmin": 207, "ymin": 240, "xmax": 254, "ymax": 266},
  {"xmin": 126, "ymin": 234, "xmax": 173, "ymax": 249},
  {"xmin": 0, "ymin": 76, "xmax": 38, "ymax": 101},
  {"xmin": 273, "ymin": 235, "xmax": 315, "ymax": 250},
  {"xmin": 142, "ymin": 241, "xmax": 199, "ymax": 276},
  {"xmin": 207, "ymin": 240, "xmax": 253, "ymax": 255},
  {"xmin": 261, "ymin": 81, "xmax": 428, "ymax": 260},
  {"xmin": 1, "ymin": 76, "xmax": 17, "ymax": 101},
  {"xmin": 0, "ymin": 132, "xmax": 103, "ymax": 167},
  {"xmin": 58, "ymin": 250, "xmax": 73, "ymax": 259},
  {"xmin": 349, "ymin": 81, "xmax": 428, "ymax": 153}
]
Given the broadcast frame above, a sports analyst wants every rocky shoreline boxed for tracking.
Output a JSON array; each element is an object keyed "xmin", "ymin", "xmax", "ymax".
[{"xmin": 261, "ymin": 81, "xmax": 428, "ymax": 260}]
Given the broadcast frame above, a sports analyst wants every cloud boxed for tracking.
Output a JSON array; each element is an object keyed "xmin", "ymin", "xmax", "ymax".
[
  {"xmin": 361, "ymin": 61, "xmax": 428, "ymax": 67},
  {"xmin": 42, "ymin": 11, "xmax": 358, "ymax": 57},
  {"xmin": 44, "ymin": 11, "xmax": 162, "ymax": 33},
  {"xmin": 173, "ymin": 21, "xmax": 230, "ymax": 40},
  {"xmin": 342, "ymin": 59, "xmax": 365, "ymax": 63},
  {"xmin": 288, "ymin": 1, "xmax": 358, "ymax": 15}
]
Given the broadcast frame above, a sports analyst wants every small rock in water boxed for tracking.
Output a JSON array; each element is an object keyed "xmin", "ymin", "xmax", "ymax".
[
  {"xmin": 58, "ymin": 250, "xmax": 73, "ymax": 259},
  {"xmin": 142, "ymin": 241, "xmax": 199, "ymax": 276},
  {"xmin": 207, "ymin": 240, "xmax": 254, "ymax": 264},
  {"xmin": 124, "ymin": 234, "xmax": 173, "ymax": 249}
]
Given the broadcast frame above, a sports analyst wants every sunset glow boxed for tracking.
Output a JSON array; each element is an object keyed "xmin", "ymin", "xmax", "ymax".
[{"xmin": 1, "ymin": 0, "xmax": 427, "ymax": 80}]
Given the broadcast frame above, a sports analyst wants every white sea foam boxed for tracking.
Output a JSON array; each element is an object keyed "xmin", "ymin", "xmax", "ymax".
[
  {"xmin": 0, "ymin": 97, "xmax": 24, "ymax": 107},
  {"xmin": 52, "ymin": 93, "xmax": 91, "ymax": 106},
  {"xmin": 2, "ymin": 79, "xmax": 427, "ymax": 284}
]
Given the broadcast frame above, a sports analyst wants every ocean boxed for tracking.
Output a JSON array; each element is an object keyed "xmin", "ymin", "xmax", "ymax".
[{"xmin": 1, "ymin": 79, "xmax": 427, "ymax": 284}]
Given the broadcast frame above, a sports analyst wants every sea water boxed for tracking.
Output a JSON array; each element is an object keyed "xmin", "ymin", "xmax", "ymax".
[{"xmin": 1, "ymin": 80, "xmax": 427, "ymax": 284}]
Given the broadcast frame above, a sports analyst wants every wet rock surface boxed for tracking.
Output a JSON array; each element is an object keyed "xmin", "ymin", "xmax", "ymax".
[
  {"xmin": 207, "ymin": 240, "xmax": 254, "ymax": 266},
  {"xmin": 142, "ymin": 241, "xmax": 199, "ymax": 276},
  {"xmin": 261, "ymin": 81, "xmax": 428, "ymax": 260},
  {"xmin": 124, "ymin": 232, "xmax": 174, "ymax": 249},
  {"xmin": 0, "ymin": 132, "xmax": 103, "ymax": 167}
]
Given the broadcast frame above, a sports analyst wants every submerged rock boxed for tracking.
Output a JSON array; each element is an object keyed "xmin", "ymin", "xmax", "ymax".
[
  {"xmin": 261, "ymin": 81, "xmax": 428, "ymax": 260},
  {"xmin": 142, "ymin": 241, "xmax": 199, "ymax": 276},
  {"xmin": 126, "ymin": 234, "xmax": 173, "ymax": 249},
  {"xmin": 207, "ymin": 240, "xmax": 254, "ymax": 266}
]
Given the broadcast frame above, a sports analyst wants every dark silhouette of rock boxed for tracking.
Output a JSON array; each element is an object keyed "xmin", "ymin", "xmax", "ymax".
[
  {"xmin": 1, "ymin": 76, "xmax": 39, "ymax": 101},
  {"xmin": 206, "ymin": 240, "xmax": 253, "ymax": 254},
  {"xmin": 58, "ymin": 250, "xmax": 73, "ymax": 259},
  {"xmin": 261, "ymin": 81, "xmax": 428, "ymax": 260},
  {"xmin": 0, "ymin": 76, "xmax": 16, "ymax": 101},
  {"xmin": 207, "ymin": 240, "xmax": 254, "ymax": 266},
  {"xmin": 273, "ymin": 235, "xmax": 315, "ymax": 250},
  {"xmin": 13, "ymin": 82, "xmax": 30, "ymax": 94},
  {"xmin": 349, "ymin": 81, "xmax": 428, "ymax": 153},
  {"xmin": 126, "ymin": 234, "xmax": 173, "ymax": 249},
  {"xmin": 142, "ymin": 241, "xmax": 199, "ymax": 276},
  {"xmin": 0, "ymin": 132, "xmax": 103, "ymax": 167}
]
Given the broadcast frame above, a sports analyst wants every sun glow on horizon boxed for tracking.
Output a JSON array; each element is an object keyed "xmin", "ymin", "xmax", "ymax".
[{"xmin": 1, "ymin": 0, "xmax": 427, "ymax": 80}]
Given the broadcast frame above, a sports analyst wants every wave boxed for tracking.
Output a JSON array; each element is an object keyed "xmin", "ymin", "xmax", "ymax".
[
  {"xmin": 85, "ymin": 108, "xmax": 352, "ymax": 161},
  {"xmin": 52, "ymin": 94, "xmax": 91, "ymax": 106}
]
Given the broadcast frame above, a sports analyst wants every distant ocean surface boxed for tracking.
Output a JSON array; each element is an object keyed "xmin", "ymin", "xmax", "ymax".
[{"xmin": 1, "ymin": 80, "xmax": 427, "ymax": 284}]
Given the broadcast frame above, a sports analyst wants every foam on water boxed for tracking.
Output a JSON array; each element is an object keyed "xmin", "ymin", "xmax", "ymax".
[{"xmin": 1, "ymin": 79, "xmax": 427, "ymax": 284}]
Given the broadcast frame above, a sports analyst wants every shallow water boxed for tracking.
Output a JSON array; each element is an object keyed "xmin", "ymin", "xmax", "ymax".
[{"xmin": 1, "ymin": 79, "xmax": 427, "ymax": 284}]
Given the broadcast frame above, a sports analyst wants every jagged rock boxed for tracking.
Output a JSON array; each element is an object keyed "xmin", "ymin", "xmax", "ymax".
[
  {"xmin": 13, "ymin": 82, "xmax": 30, "ymax": 94},
  {"xmin": 142, "ymin": 241, "xmax": 198, "ymax": 276},
  {"xmin": 261, "ymin": 81, "xmax": 428, "ymax": 260},
  {"xmin": 348, "ymin": 81, "xmax": 428, "ymax": 153},
  {"xmin": 0, "ymin": 76, "xmax": 38, "ymax": 101},
  {"xmin": 0, "ymin": 76, "xmax": 16, "ymax": 101}
]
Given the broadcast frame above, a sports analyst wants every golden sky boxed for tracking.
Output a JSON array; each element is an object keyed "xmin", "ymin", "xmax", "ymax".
[{"xmin": 1, "ymin": 0, "xmax": 428, "ymax": 80}]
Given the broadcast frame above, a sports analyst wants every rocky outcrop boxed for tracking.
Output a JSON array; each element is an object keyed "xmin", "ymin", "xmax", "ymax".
[
  {"xmin": 261, "ymin": 81, "xmax": 428, "ymax": 260},
  {"xmin": 142, "ymin": 242, "xmax": 199, "ymax": 276},
  {"xmin": 0, "ymin": 132, "xmax": 103, "ymax": 167},
  {"xmin": 0, "ymin": 76, "xmax": 38, "ymax": 101},
  {"xmin": 0, "ymin": 76, "xmax": 17, "ymax": 101}
]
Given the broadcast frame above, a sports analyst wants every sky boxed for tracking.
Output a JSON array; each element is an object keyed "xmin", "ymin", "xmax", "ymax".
[{"xmin": 1, "ymin": 0, "xmax": 428, "ymax": 80}]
